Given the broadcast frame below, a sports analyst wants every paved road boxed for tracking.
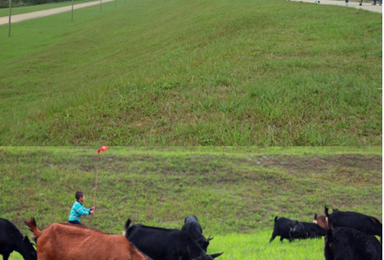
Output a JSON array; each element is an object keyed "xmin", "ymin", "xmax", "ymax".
[
  {"xmin": 0, "ymin": 0, "xmax": 114, "ymax": 26},
  {"xmin": 289, "ymin": 0, "xmax": 382, "ymax": 13},
  {"xmin": 0, "ymin": 0, "xmax": 381, "ymax": 27}
]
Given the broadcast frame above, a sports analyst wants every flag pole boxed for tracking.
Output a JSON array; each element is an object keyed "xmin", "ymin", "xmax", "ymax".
[
  {"xmin": 8, "ymin": 0, "xmax": 11, "ymax": 37},
  {"xmin": 91, "ymin": 155, "xmax": 99, "ymax": 223},
  {"xmin": 91, "ymin": 146, "xmax": 108, "ymax": 223},
  {"xmin": 71, "ymin": 0, "xmax": 74, "ymax": 21}
]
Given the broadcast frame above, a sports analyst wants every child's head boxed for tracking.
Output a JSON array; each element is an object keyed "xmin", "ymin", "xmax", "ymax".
[{"xmin": 75, "ymin": 191, "xmax": 85, "ymax": 202}]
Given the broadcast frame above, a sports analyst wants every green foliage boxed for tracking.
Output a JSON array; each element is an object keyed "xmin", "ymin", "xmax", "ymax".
[
  {"xmin": 0, "ymin": 0, "xmax": 381, "ymax": 145},
  {"xmin": 1, "ymin": 147, "xmax": 382, "ymax": 260}
]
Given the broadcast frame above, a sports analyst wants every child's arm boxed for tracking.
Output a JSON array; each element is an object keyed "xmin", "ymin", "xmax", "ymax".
[{"xmin": 74, "ymin": 203, "xmax": 92, "ymax": 216}]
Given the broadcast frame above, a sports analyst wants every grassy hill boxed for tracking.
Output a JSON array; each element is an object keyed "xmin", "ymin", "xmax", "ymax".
[
  {"xmin": 1, "ymin": 147, "xmax": 381, "ymax": 259},
  {"xmin": 0, "ymin": 0, "xmax": 382, "ymax": 145}
]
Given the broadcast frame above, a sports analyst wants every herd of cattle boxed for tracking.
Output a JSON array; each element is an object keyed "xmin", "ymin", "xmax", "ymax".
[
  {"xmin": 0, "ymin": 206, "xmax": 382, "ymax": 260},
  {"xmin": 0, "ymin": 215, "xmax": 221, "ymax": 260},
  {"xmin": 270, "ymin": 206, "xmax": 382, "ymax": 260}
]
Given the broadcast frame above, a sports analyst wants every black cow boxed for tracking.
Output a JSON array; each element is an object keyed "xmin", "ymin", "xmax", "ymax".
[
  {"xmin": 269, "ymin": 216, "xmax": 297, "ymax": 243},
  {"xmin": 124, "ymin": 219, "xmax": 223, "ymax": 260},
  {"xmin": 289, "ymin": 221, "xmax": 326, "ymax": 240},
  {"xmin": 181, "ymin": 216, "xmax": 212, "ymax": 252},
  {"xmin": 0, "ymin": 218, "xmax": 37, "ymax": 260},
  {"xmin": 324, "ymin": 227, "xmax": 382, "ymax": 260},
  {"xmin": 325, "ymin": 206, "xmax": 382, "ymax": 241}
]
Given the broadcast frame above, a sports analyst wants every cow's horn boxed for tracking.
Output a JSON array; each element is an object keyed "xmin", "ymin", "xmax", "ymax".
[
  {"xmin": 209, "ymin": 252, "xmax": 223, "ymax": 258},
  {"xmin": 208, "ymin": 234, "xmax": 214, "ymax": 241}
]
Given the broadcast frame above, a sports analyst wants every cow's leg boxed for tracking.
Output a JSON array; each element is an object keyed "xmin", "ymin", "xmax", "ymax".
[
  {"xmin": 269, "ymin": 232, "xmax": 277, "ymax": 243},
  {"xmin": 279, "ymin": 236, "xmax": 284, "ymax": 243},
  {"xmin": 2, "ymin": 252, "xmax": 10, "ymax": 260},
  {"xmin": 359, "ymin": 0, "xmax": 362, "ymax": 5}
]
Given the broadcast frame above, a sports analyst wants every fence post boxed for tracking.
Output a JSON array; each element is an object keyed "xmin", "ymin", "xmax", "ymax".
[
  {"xmin": 8, "ymin": 0, "xmax": 11, "ymax": 37},
  {"xmin": 71, "ymin": 0, "xmax": 74, "ymax": 21}
]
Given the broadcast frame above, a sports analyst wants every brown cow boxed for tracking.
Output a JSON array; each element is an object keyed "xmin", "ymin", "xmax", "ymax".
[
  {"xmin": 313, "ymin": 213, "xmax": 328, "ymax": 230},
  {"xmin": 25, "ymin": 218, "xmax": 151, "ymax": 260}
]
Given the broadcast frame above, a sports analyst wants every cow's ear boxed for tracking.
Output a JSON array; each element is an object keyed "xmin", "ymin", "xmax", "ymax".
[
  {"xmin": 370, "ymin": 217, "xmax": 377, "ymax": 224},
  {"xmin": 22, "ymin": 236, "xmax": 29, "ymax": 244}
]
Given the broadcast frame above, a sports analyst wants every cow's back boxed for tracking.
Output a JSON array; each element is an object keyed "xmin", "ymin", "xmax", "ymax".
[
  {"xmin": 126, "ymin": 225, "xmax": 168, "ymax": 260},
  {"xmin": 0, "ymin": 218, "xmax": 20, "ymax": 244},
  {"xmin": 126, "ymin": 224, "xmax": 204, "ymax": 260},
  {"xmin": 37, "ymin": 223, "xmax": 149, "ymax": 260},
  {"xmin": 0, "ymin": 218, "xmax": 22, "ymax": 254},
  {"xmin": 329, "ymin": 212, "xmax": 382, "ymax": 236},
  {"xmin": 275, "ymin": 218, "xmax": 295, "ymax": 232},
  {"xmin": 302, "ymin": 222, "xmax": 326, "ymax": 237}
]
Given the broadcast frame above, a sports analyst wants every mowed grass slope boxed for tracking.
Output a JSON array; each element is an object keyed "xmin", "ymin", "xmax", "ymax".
[
  {"xmin": 0, "ymin": 0, "xmax": 382, "ymax": 145},
  {"xmin": 1, "ymin": 147, "xmax": 382, "ymax": 259}
]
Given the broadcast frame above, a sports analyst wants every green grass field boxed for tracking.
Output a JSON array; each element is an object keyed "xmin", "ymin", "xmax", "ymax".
[
  {"xmin": 0, "ymin": 0, "xmax": 382, "ymax": 145},
  {"xmin": 1, "ymin": 147, "xmax": 381, "ymax": 259}
]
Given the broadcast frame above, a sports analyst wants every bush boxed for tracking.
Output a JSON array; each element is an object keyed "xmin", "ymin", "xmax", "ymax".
[{"xmin": 0, "ymin": 2, "xmax": 24, "ymax": 8}]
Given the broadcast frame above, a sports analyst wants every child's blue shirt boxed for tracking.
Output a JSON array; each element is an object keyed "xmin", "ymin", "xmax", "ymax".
[{"xmin": 68, "ymin": 201, "xmax": 91, "ymax": 222}]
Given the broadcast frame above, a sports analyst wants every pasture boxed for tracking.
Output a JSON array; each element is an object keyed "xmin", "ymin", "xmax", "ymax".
[
  {"xmin": 0, "ymin": 0, "xmax": 382, "ymax": 145},
  {"xmin": 1, "ymin": 146, "xmax": 381, "ymax": 259}
]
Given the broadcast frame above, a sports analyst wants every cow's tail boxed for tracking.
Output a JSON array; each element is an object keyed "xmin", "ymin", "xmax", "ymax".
[
  {"xmin": 125, "ymin": 219, "xmax": 132, "ymax": 229},
  {"xmin": 24, "ymin": 218, "xmax": 42, "ymax": 241},
  {"xmin": 123, "ymin": 219, "xmax": 132, "ymax": 237}
]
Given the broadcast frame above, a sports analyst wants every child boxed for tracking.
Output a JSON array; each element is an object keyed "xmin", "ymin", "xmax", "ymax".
[{"xmin": 68, "ymin": 191, "xmax": 95, "ymax": 225}]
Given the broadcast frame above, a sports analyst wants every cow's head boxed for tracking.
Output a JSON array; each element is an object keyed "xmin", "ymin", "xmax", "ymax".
[
  {"xmin": 185, "ymin": 215, "xmax": 199, "ymax": 223},
  {"xmin": 313, "ymin": 213, "xmax": 318, "ymax": 223},
  {"xmin": 20, "ymin": 236, "xmax": 37, "ymax": 260},
  {"xmin": 314, "ymin": 213, "xmax": 329, "ymax": 230},
  {"xmin": 198, "ymin": 235, "xmax": 214, "ymax": 252},
  {"xmin": 289, "ymin": 221, "xmax": 304, "ymax": 239}
]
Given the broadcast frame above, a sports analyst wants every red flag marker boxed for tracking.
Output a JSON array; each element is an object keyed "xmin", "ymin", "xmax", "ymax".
[{"xmin": 97, "ymin": 146, "xmax": 108, "ymax": 153}]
